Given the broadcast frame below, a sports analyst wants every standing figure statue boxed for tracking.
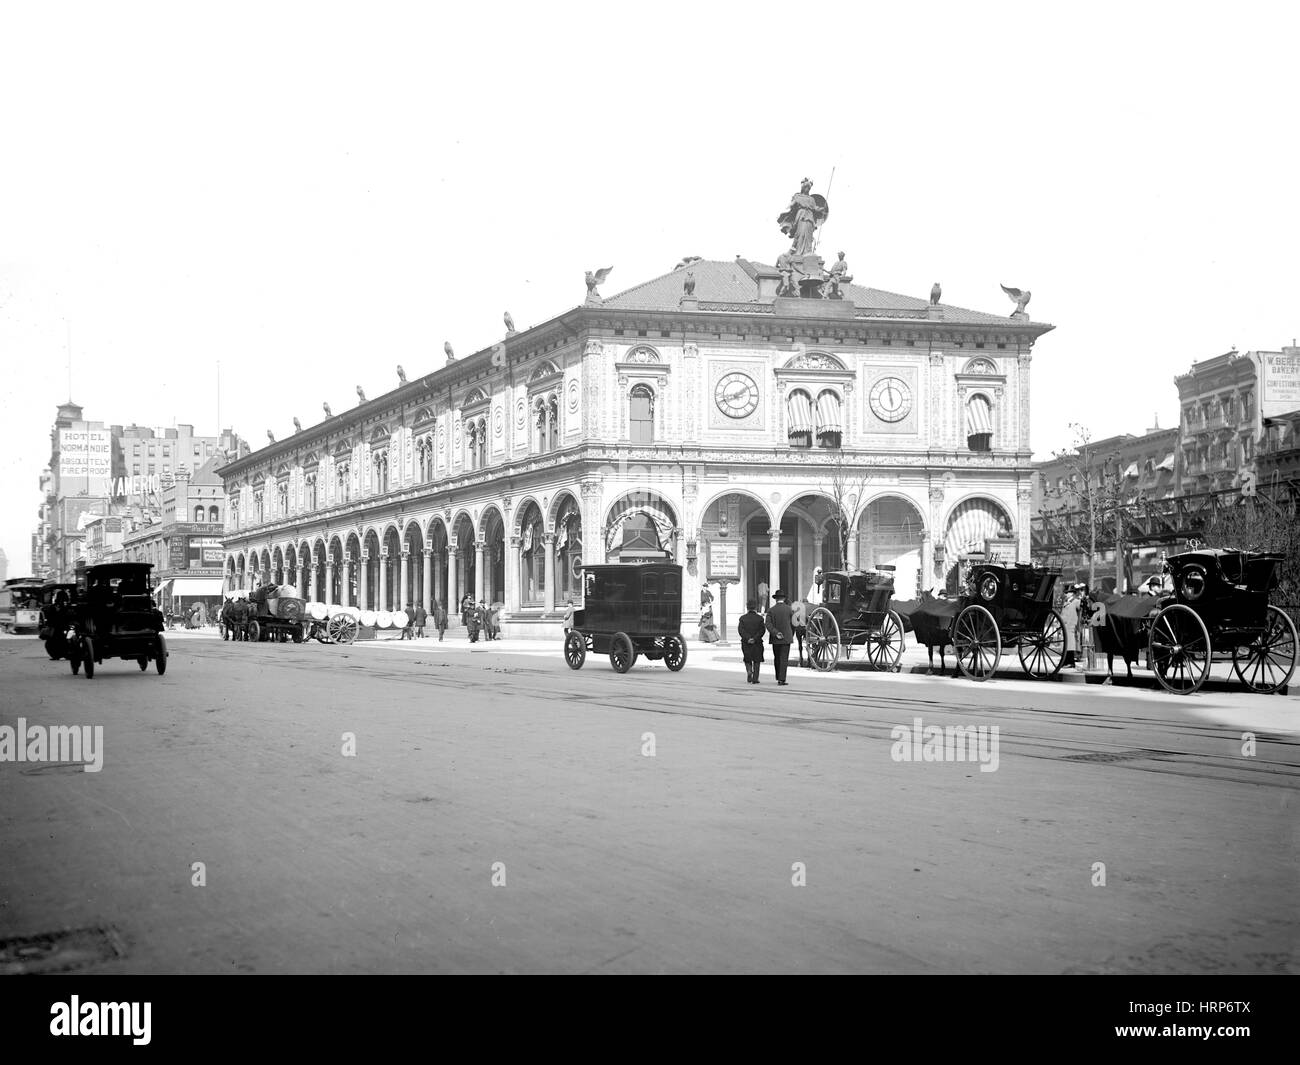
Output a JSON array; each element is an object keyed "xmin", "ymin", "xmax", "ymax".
[
  {"xmin": 821, "ymin": 251, "xmax": 853, "ymax": 299},
  {"xmin": 776, "ymin": 248, "xmax": 799, "ymax": 296},
  {"xmin": 777, "ymin": 178, "xmax": 830, "ymax": 256}
]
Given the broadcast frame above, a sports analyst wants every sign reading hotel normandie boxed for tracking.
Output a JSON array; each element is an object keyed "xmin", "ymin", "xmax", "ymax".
[{"xmin": 58, "ymin": 429, "xmax": 112, "ymax": 478}]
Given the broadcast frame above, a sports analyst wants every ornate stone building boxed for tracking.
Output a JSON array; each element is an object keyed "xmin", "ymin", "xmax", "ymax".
[{"xmin": 219, "ymin": 206, "xmax": 1054, "ymax": 635}]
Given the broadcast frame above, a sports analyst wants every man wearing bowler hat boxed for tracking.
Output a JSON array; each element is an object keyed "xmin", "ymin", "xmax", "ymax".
[
  {"xmin": 737, "ymin": 598, "xmax": 766, "ymax": 683},
  {"xmin": 765, "ymin": 589, "xmax": 795, "ymax": 685}
]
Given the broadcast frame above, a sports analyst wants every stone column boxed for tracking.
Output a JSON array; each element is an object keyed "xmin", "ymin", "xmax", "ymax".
[
  {"xmin": 847, "ymin": 530, "xmax": 860, "ymax": 571},
  {"xmin": 379, "ymin": 550, "xmax": 389, "ymax": 612},
  {"xmin": 543, "ymin": 533, "xmax": 557, "ymax": 612},
  {"xmin": 324, "ymin": 562, "xmax": 335, "ymax": 606},
  {"xmin": 768, "ymin": 527, "xmax": 781, "ymax": 597},
  {"xmin": 507, "ymin": 535, "xmax": 521, "ymax": 613},
  {"xmin": 474, "ymin": 540, "xmax": 485, "ymax": 603},
  {"xmin": 422, "ymin": 548, "xmax": 433, "ymax": 614},
  {"xmin": 399, "ymin": 549, "xmax": 410, "ymax": 612},
  {"xmin": 359, "ymin": 551, "xmax": 370, "ymax": 609},
  {"xmin": 433, "ymin": 544, "xmax": 444, "ymax": 609},
  {"xmin": 299, "ymin": 563, "xmax": 309, "ymax": 600},
  {"xmin": 447, "ymin": 545, "xmax": 459, "ymax": 614},
  {"xmin": 341, "ymin": 554, "xmax": 351, "ymax": 607},
  {"xmin": 920, "ymin": 532, "xmax": 933, "ymax": 596}
]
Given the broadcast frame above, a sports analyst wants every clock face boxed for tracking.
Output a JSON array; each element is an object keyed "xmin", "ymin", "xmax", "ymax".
[
  {"xmin": 714, "ymin": 372, "xmax": 760, "ymax": 419},
  {"xmin": 869, "ymin": 376, "xmax": 912, "ymax": 422}
]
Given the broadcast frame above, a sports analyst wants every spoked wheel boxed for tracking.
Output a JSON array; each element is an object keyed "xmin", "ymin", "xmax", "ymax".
[
  {"xmin": 609, "ymin": 632, "xmax": 636, "ymax": 674},
  {"xmin": 1148, "ymin": 603, "xmax": 1211, "ymax": 694},
  {"xmin": 292, "ymin": 624, "xmax": 305, "ymax": 644},
  {"xmin": 327, "ymin": 613, "xmax": 358, "ymax": 645},
  {"xmin": 806, "ymin": 607, "xmax": 841, "ymax": 672},
  {"xmin": 953, "ymin": 605, "xmax": 1001, "ymax": 681},
  {"xmin": 155, "ymin": 634, "xmax": 168, "ymax": 674},
  {"xmin": 82, "ymin": 637, "xmax": 95, "ymax": 679},
  {"xmin": 564, "ymin": 630, "xmax": 587, "ymax": 670},
  {"xmin": 663, "ymin": 634, "xmax": 687, "ymax": 672},
  {"xmin": 1018, "ymin": 609, "xmax": 1067, "ymax": 679},
  {"xmin": 864, "ymin": 610, "xmax": 905, "ymax": 671},
  {"xmin": 247, "ymin": 620, "xmax": 261, "ymax": 643},
  {"xmin": 1232, "ymin": 605, "xmax": 1298, "ymax": 694}
]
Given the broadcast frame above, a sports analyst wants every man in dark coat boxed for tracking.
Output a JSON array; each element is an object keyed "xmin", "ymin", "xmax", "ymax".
[
  {"xmin": 765, "ymin": 589, "xmax": 795, "ymax": 685},
  {"xmin": 433, "ymin": 601, "xmax": 447, "ymax": 641},
  {"xmin": 737, "ymin": 598, "xmax": 766, "ymax": 684},
  {"xmin": 413, "ymin": 603, "xmax": 428, "ymax": 639}
]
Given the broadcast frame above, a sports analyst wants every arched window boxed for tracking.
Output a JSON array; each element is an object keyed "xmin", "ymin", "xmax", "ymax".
[
  {"xmin": 630, "ymin": 385, "xmax": 654, "ymax": 443},
  {"xmin": 966, "ymin": 394, "xmax": 994, "ymax": 451},
  {"xmin": 303, "ymin": 472, "xmax": 316, "ymax": 511},
  {"xmin": 534, "ymin": 400, "xmax": 548, "ymax": 453},
  {"xmin": 815, "ymin": 390, "xmax": 842, "ymax": 449},
  {"xmin": 556, "ymin": 498, "xmax": 583, "ymax": 603},
  {"xmin": 787, "ymin": 389, "xmax": 813, "ymax": 448},
  {"xmin": 277, "ymin": 479, "xmax": 289, "ymax": 514},
  {"xmin": 548, "ymin": 396, "xmax": 559, "ymax": 451},
  {"xmin": 417, "ymin": 435, "xmax": 433, "ymax": 482},
  {"xmin": 194, "ymin": 505, "xmax": 204, "ymax": 522},
  {"xmin": 209, "ymin": 505, "xmax": 219, "ymax": 523},
  {"xmin": 519, "ymin": 504, "xmax": 546, "ymax": 607},
  {"xmin": 336, "ymin": 461, "xmax": 351, "ymax": 503},
  {"xmin": 372, "ymin": 450, "xmax": 389, "ymax": 494}
]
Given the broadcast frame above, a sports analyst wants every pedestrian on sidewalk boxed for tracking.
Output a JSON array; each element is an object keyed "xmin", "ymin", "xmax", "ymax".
[
  {"xmin": 1060, "ymin": 585, "xmax": 1082, "ymax": 668},
  {"xmin": 563, "ymin": 598, "xmax": 575, "ymax": 633},
  {"xmin": 737, "ymin": 598, "xmax": 765, "ymax": 683},
  {"xmin": 792, "ymin": 598, "xmax": 808, "ymax": 667},
  {"xmin": 433, "ymin": 601, "xmax": 447, "ymax": 641},
  {"xmin": 401, "ymin": 602, "xmax": 416, "ymax": 640},
  {"xmin": 766, "ymin": 589, "xmax": 794, "ymax": 685}
]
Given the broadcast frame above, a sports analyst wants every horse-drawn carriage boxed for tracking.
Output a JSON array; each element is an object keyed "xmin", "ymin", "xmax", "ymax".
[
  {"xmin": 563, "ymin": 563, "xmax": 688, "ymax": 673},
  {"xmin": 38, "ymin": 582, "xmax": 79, "ymax": 661},
  {"xmin": 804, "ymin": 568, "xmax": 906, "ymax": 672},
  {"xmin": 947, "ymin": 562, "xmax": 1067, "ymax": 681},
  {"xmin": 305, "ymin": 603, "xmax": 360, "ymax": 645},
  {"xmin": 1145, "ymin": 548, "xmax": 1297, "ymax": 694},
  {"xmin": 68, "ymin": 563, "xmax": 168, "ymax": 678}
]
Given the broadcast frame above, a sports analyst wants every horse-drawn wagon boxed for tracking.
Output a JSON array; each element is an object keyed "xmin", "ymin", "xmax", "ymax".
[
  {"xmin": 563, "ymin": 563, "xmax": 688, "ymax": 673},
  {"xmin": 804, "ymin": 568, "xmax": 906, "ymax": 672}
]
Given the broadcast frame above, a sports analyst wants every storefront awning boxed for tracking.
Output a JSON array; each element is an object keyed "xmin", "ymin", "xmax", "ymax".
[
  {"xmin": 966, "ymin": 396, "xmax": 993, "ymax": 435},
  {"xmin": 786, "ymin": 391, "xmax": 813, "ymax": 434},
  {"xmin": 154, "ymin": 579, "xmax": 173, "ymax": 600},
  {"xmin": 171, "ymin": 577, "xmax": 225, "ymax": 597}
]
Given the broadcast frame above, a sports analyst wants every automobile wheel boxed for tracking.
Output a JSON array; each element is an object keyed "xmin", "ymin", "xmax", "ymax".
[
  {"xmin": 82, "ymin": 637, "xmax": 95, "ymax": 679},
  {"xmin": 1148, "ymin": 603, "xmax": 1209, "ymax": 694},
  {"xmin": 155, "ymin": 634, "xmax": 167, "ymax": 675},
  {"xmin": 138, "ymin": 657, "xmax": 148, "ymax": 671},
  {"xmin": 1231, "ymin": 605, "xmax": 1297, "ymax": 694},
  {"xmin": 609, "ymin": 632, "xmax": 635, "ymax": 674},
  {"xmin": 663, "ymin": 634, "xmax": 687, "ymax": 672},
  {"xmin": 564, "ymin": 631, "xmax": 586, "ymax": 669},
  {"xmin": 247, "ymin": 620, "xmax": 261, "ymax": 643},
  {"xmin": 953, "ymin": 605, "xmax": 1001, "ymax": 681}
]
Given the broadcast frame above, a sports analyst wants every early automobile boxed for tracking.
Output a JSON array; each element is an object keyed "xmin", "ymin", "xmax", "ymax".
[
  {"xmin": 804, "ymin": 568, "xmax": 906, "ymax": 672},
  {"xmin": 1146, "ymin": 548, "xmax": 1297, "ymax": 694},
  {"xmin": 563, "ymin": 563, "xmax": 687, "ymax": 673},
  {"xmin": 947, "ymin": 562, "xmax": 1067, "ymax": 681},
  {"xmin": 38, "ymin": 582, "xmax": 79, "ymax": 660},
  {"xmin": 69, "ymin": 563, "xmax": 168, "ymax": 678}
]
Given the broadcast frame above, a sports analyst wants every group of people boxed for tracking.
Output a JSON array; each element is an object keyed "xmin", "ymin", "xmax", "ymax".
[
  {"xmin": 398, "ymin": 602, "xmax": 448, "ymax": 640},
  {"xmin": 459, "ymin": 595, "xmax": 501, "ymax": 643},
  {"xmin": 737, "ymin": 589, "xmax": 797, "ymax": 685}
]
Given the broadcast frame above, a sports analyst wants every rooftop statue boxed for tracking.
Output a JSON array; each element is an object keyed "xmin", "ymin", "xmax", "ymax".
[
  {"xmin": 356, "ymin": 385, "xmax": 367, "ymax": 404},
  {"xmin": 585, "ymin": 267, "xmax": 614, "ymax": 304},
  {"xmin": 504, "ymin": 311, "xmax": 516, "ymax": 335},
  {"xmin": 821, "ymin": 251, "xmax": 852, "ymax": 299},
  {"xmin": 1000, "ymin": 284, "xmax": 1031, "ymax": 316},
  {"xmin": 266, "ymin": 430, "xmax": 275, "ymax": 443},
  {"xmin": 323, "ymin": 402, "xmax": 332, "ymax": 418},
  {"xmin": 293, "ymin": 417, "xmax": 302, "ymax": 432},
  {"xmin": 777, "ymin": 178, "xmax": 829, "ymax": 256},
  {"xmin": 396, "ymin": 365, "xmax": 407, "ymax": 384},
  {"xmin": 444, "ymin": 341, "xmax": 455, "ymax": 362},
  {"xmin": 930, "ymin": 282, "xmax": 942, "ymax": 306}
]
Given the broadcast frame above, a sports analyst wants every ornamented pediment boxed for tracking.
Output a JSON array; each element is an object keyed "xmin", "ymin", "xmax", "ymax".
[
  {"xmin": 368, "ymin": 425, "xmax": 390, "ymax": 444},
  {"xmin": 528, "ymin": 361, "xmax": 561, "ymax": 384},
  {"xmin": 624, "ymin": 345, "xmax": 661, "ymax": 364},
  {"xmin": 462, "ymin": 387, "xmax": 488, "ymax": 407},
  {"xmin": 784, "ymin": 350, "xmax": 845, "ymax": 371},
  {"xmin": 961, "ymin": 357, "xmax": 998, "ymax": 375},
  {"xmin": 412, "ymin": 406, "xmax": 436, "ymax": 427}
]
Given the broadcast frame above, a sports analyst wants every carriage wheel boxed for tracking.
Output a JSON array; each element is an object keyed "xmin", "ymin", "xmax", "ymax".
[
  {"xmin": 1148, "ymin": 603, "xmax": 1210, "ymax": 695},
  {"xmin": 327, "ymin": 613, "xmax": 358, "ymax": 645},
  {"xmin": 247, "ymin": 620, "xmax": 261, "ymax": 643},
  {"xmin": 1018, "ymin": 609, "xmax": 1066, "ymax": 679},
  {"xmin": 564, "ymin": 631, "xmax": 587, "ymax": 670},
  {"xmin": 82, "ymin": 637, "xmax": 96, "ymax": 679},
  {"xmin": 610, "ymin": 632, "xmax": 636, "ymax": 674},
  {"xmin": 663, "ymin": 634, "xmax": 687, "ymax": 672},
  {"xmin": 953, "ymin": 605, "xmax": 1001, "ymax": 681},
  {"xmin": 806, "ymin": 608, "xmax": 841, "ymax": 672},
  {"xmin": 155, "ymin": 635, "xmax": 167, "ymax": 675},
  {"xmin": 864, "ymin": 610, "xmax": 905, "ymax": 671},
  {"xmin": 1232, "ymin": 605, "xmax": 1298, "ymax": 694}
]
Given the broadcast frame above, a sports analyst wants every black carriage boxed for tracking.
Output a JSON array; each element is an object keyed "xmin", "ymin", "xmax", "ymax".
[
  {"xmin": 563, "ymin": 563, "xmax": 688, "ymax": 673},
  {"xmin": 243, "ymin": 584, "xmax": 311, "ymax": 643},
  {"xmin": 68, "ymin": 563, "xmax": 168, "ymax": 678},
  {"xmin": 1146, "ymin": 549, "xmax": 1297, "ymax": 695},
  {"xmin": 805, "ymin": 568, "xmax": 906, "ymax": 672},
  {"xmin": 38, "ymin": 582, "xmax": 79, "ymax": 661},
  {"xmin": 948, "ymin": 562, "xmax": 1066, "ymax": 681}
]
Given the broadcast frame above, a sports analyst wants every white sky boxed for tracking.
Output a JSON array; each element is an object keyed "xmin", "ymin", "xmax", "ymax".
[{"xmin": 2, "ymin": 0, "xmax": 1297, "ymax": 573}]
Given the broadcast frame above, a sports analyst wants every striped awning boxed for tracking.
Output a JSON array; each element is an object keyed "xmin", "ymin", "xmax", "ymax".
[
  {"xmin": 943, "ymin": 499, "xmax": 1011, "ymax": 562},
  {"xmin": 787, "ymin": 391, "xmax": 813, "ymax": 434},
  {"xmin": 966, "ymin": 395, "xmax": 993, "ymax": 436},
  {"xmin": 815, "ymin": 391, "xmax": 843, "ymax": 434},
  {"xmin": 1123, "ymin": 462, "xmax": 1140, "ymax": 478},
  {"xmin": 1155, "ymin": 452, "xmax": 1175, "ymax": 471}
]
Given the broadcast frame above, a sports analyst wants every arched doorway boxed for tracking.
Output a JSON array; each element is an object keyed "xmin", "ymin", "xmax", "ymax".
[
  {"xmin": 480, "ymin": 508, "xmax": 505, "ymax": 607},
  {"xmin": 516, "ymin": 501, "xmax": 546, "ymax": 608},
  {"xmin": 553, "ymin": 493, "xmax": 583, "ymax": 607},
  {"xmin": 941, "ymin": 497, "xmax": 1015, "ymax": 593},
  {"xmin": 383, "ymin": 527, "xmax": 402, "ymax": 611},
  {"xmin": 428, "ymin": 519, "xmax": 449, "ymax": 612},
  {"xmin": 329, "ymin": 537, "xmax": 344, "ymax": 604},
  {"xmin": 402, "ymin": 521, "xmax": 426, "ymax": 613},
  {"xmin": 782, "ymin": 493, "xmax": 841, "ymax": 602},
  {"xmin": 453, "ymin": 514, "xmax": 477, "ymax": 610},
  {"xmin": 362, "ymin": 529, "xmax": 381, "ymax": 609},
  {"xmin": 861, "ymin": 495, "xmax": 927, "ymax": 600}
]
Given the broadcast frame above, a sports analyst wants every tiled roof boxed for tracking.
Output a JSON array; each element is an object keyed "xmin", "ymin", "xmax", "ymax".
[{"xmin": 600, "ymin": 259, "xmax": 1028, "ymax": 325}]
